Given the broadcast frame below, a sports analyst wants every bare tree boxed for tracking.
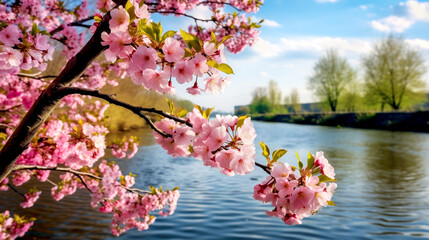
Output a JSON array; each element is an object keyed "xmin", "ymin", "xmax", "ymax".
[
  {"xmin": 362, "ymin": 35, "xmax": 426, "ymax": 110},
  {"xmin": 308, "ymin": 49, "xmax": 355, "ymax": 112}
]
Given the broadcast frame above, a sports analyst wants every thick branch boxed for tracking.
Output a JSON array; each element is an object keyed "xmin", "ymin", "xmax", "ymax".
[{"xmin": 0, "ymin": 12, "xmax": 113, "ymax": 182}]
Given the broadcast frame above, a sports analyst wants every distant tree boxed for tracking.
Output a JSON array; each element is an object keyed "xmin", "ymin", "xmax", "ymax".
[
  {"xmin": 308, "ymin": 49, "xmax": 355, "ymax": 112},
  {"xmin": 267, "ymin": 80, "xmax": 283, "ymax": 113},
  {"xmin": 284, "ymin": 88, "xmax": 301, "ymax": 112},
  {"xmin": 250, "ymin": 87, "xmax": 272, "ymax": 114},
  {"xmin": 362, "ymin": 36, "xmax": 427, "ymax": 110},
  {"xmin": 338, "ymin": 73, "xmax": 362, "ymax": 112}
]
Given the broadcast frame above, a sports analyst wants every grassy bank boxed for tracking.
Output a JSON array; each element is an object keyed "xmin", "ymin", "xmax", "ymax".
[{"xmin": 252, "ymin": 111, "xmax": 429, "ymax": 132}]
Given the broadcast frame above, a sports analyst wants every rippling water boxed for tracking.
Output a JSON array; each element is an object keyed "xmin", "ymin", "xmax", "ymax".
[{"xmin": 1, "ymin": 122, "xmax": 429, "ymax": 239}]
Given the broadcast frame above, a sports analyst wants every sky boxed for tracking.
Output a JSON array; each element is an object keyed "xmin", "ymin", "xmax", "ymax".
[{"xmin": 161, "ymin": 0, "xmax": 429, "ymax": 113}]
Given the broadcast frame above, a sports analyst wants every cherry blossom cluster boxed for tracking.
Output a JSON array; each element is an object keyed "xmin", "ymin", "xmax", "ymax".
[
  {"xmin": 98, "ymin": 2, "xmax": 234, "ymax": 96},
  {"xmin": 153, "ymin": 107, "xmax": 257, "ymax": 176},
  {"xmin": 0, "ymin": 211, "xmax": 35, "ymax": 239},
  {"xmin": 86, "ymin": 160, "xmax": 180, "ymax": 236},
  {"xmin": 253, "ymin": 151, "xmax": 337, "ymax": 225}
]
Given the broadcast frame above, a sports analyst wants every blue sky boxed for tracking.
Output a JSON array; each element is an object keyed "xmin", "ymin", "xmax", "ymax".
[{"xmin": 164, "ymin": 0, "xmax": 429, "ymax": 112}]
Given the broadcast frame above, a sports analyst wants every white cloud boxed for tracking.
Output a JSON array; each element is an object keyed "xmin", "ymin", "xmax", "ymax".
[
  {"xmin": 360, "ymin": 5, "xmax": 368, "ymax": 10},
  {"xmin": 400, "ymin": 0, "xmax": 429, "ymax": 21},
  {"xmin": 251, "ymin": 37, "xmax": 372, "ymax": 59},
  {"xmin": 315, "ymin": 0, "xmax": 338, "ymax": 3},
  {"xmin": 251, "ymin": 37, "xmax": 283, "ymax": 58},
  {"xmin": 262, "ymin": 19, "xmax": 281, "ymax": 27},
  {"xmin": 371, "ymin": 16, "xmax": 414, "ymax": 33},
  {"xmin": 406, "ymin": 38, "xmax": 429, "ymax": 50},
  {"xmin": 371, "ymin": 0, "xmax": 429, "ymax": 32}
]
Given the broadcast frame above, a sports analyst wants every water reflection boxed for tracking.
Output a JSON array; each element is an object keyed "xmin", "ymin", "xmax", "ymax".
[{"xmin": 0, "ymin": 122, "xmax": 428, "ymax": 239}]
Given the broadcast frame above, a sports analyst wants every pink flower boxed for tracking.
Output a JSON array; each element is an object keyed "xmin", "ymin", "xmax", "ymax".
[
  {"xmin": 203, "ymin": 125, "xmax": 228, "ymax": 151},
  {"xmin": 203, "ymin": 72, "xmax": 222, "ymax": 94},
  {"xmin": 101, "ymin": 31, "xmax": 133, "ymax": 61},
  {"xmin": 162, "ymin": 37, "xmax": 184, "ymax": 62},
  {"xmin": 134, "ymin": 2, "xmax": 150, "ymax": 19},
  {"xmin": 109, "ymin": 6, "xmax": 130, "ymax": 32},
  {"xmin": 0, "ymin": 47, "xmax": 22, "ymax": 69},
  {"xmin": 186, "ymin": 81, "xmax": 201, "ymax": 95},
  {"xmin": 142, "ymin": 68, "xmax": 171, "ymax": 92},
  {"xmin": 35, "ymin": 33, "xmax": 50, "ymax": 51},
  {"xmin": 237, "ymin": 117, "xmax": 256, "ymax": 145},
  {"xmin": 0, "ymin": 25, "xmax": 20, "ymax": 47},
  {"xmin": 230, "ymin": 145, "xmax": 255, "ymax": 175},
  {"xmin": 20, "ymin": 191, "xmax": 42, "ymax": 208},
  {"xmin": 190, "ymin": 53, "xmax": 208, "ymax": 77},
  {"xmin": 134, "ymin": 46, "xmax": 159, "ymax": 69},
  {"xmin": 271, "ymin": 163, "xmax": 293, "ymax": 179},
  {"xmin": 276, "ymin": 179, "xmax": 298, "ymax": 198},
  {"xmin": 172, "ymin": 61, "xmax": 194, "ymax": 84},
  {"xmin": 289, "ymin": 187, "xmax": 315, "ymax": 215},
  {"xmin": 314, "ymin": 151, "xmax": 335, "ymax": 179}
]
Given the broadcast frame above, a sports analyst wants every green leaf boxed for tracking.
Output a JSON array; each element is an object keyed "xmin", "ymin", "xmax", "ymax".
[
  {"xmin": 318, "ymin": 175, "xmax": 336, "ymax": 183},
  {"xmin": 217, "ymin": 35, "xmax": 231, "ymax": 47},
  {"xmin": 206, "ymin": 60, "xmax": 234, "ymax": 74},
  {"xmin": 236, "ymin": 115, "xmax": 247, "ymax": 128},
  {"xmin": 217, "ymin": 63, "xmax": 234, "ymax": 74},
  {"xmin": 203, "ymin": 106, "xmax": 215, "ymax": 119},
  {"xmin": 295, "ymin": 151, "xmax": 303, "ymax": 171},
  {"xmin": 307, "ymin": 151, "xmax": 315, "ymax": 169},
  {"xmin": 177, "ymin": 108, "xmax": 188, "ymax": 118},
  {"xmin": 165, "ymin": 98, "xmax": 175, "ymax": 114},
  {"xmin": 31, "ymin": 23, "xmax": 39, "ymax": 35},
  {"xmin": 210, "ymin": 31, "xmax": 217, "ymax": 43},
  {"xmin": 327, "ymin": 200, "xmax": 335, "ymax": 206},
  {"xmin": 259, "ymin": 141, "xmax": 270, "ymax": 160},
  {"xmin": 161, "ymin": 30, "xmax": 177, "ymax": 43},
  {"xmin": 172, "ymin": 186, "xmax": 180, "ymax": 191},
  {"xmin": 272, "ymin": 149, "xmax": 287, "ymax": 162},
  {"xmin": 180, "ymin": 29, "xmax": 201, "ymax": 52},
  {"xmin": 207, "ymin": 60, "xmax": 218, "ymax": 68},
  {"xmin": 188, "ymin": 145, "xmax": 194, "ymax": 154},
  {"xmin": 194, "ymin": 104, "xmax": 203, "ymax": 114},
  {"xmin": 183, "ymin": 48, "xmax": 194, "ymax": 58}
]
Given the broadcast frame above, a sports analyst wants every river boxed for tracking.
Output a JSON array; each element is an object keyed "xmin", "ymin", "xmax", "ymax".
[{"xmin": 1, "ymin": 121, "xmax": 429, "ymax": 239}]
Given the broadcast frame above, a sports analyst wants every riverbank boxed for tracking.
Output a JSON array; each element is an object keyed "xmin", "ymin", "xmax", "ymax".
[{"xmin": 252, "ymin": 111, "xmax": 429, "ymax": 132}]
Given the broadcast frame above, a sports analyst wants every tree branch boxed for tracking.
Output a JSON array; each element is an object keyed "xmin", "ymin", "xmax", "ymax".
[
  {"xmin": 0, "ymin": 11, "xmax": 113, "ymax": 182},
  {"xmin": 58, "ymin": 86, "xmax": 192, "ymax": 131},
  {"xmin": 255, "ymin": 162, "xmax": 271, "ymax": 175},
  {"xmin": 50, "ymin": 16, "xmax": 94, "ymax": 35},
  {"xmin": 12, "ymin": 165, "xmax": 150, "ymax": 195}
]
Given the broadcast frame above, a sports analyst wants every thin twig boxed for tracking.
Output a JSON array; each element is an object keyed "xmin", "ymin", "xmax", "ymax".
[
  {"xmin": 7, "ymin": 183, "xmax": 26, "ymax": 199},
  {"xmin": 57, "ymin": 87, "xmax": 193, "ymax": 136},
  {"xmin": 255, "ymin": 162, "xmax": 271, "ymax": 175}
]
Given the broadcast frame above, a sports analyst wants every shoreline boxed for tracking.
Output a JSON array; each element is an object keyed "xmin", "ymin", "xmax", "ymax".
[{"xmin": 251, "ymin": 111, "xmax": 429, "ymax": 133}]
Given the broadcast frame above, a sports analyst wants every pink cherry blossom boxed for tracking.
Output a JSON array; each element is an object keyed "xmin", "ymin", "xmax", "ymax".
[
  {"xmin": 172, "ymin": 61, "xmax": 194, "ymax": 84},
  {"xmin": 162, "ymin": 37, "xmax": 184, "ymax": 62},
  {"xmin": 0, "ymin": 25, "xmax": 20, "ymax": 47},
  {"xmin": 109, "ymin": 5, "xmax": 130, "ymax": 32}
]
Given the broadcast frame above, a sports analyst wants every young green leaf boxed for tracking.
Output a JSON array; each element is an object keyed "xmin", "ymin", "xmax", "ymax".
[
  {"xmin": 307, "ymin": 151, "xmax": 315, "ymax": 169},
  {"xmin": 295, "ymin": 151, "xmax": 303, "ymax": 171},
  {"xmin": 180, "ymin": 29, "xmax": 201, "ymax": 52},
  {"xmin": 259, "ymin": 141, "xmax": 270, "ymax": 160},
  {"xmin": 327, "ymin": 200, "xmax": 335, "ymax": 206},
  {"xmin": 272, "ymin": 149, "xmax": 287, "ymax": 162},
  {"xmin": 161, "ymin": 30, "xmax": 177, "ymax": 43},
  {"xmin": 318, "ymin": 175, "xmax": 336, "ymax": 183},
  {"xmin": 236, "ymin": 115, "xmax": 247, "ymax": 128},
  {"xmin": 203, "ymin": 107, "xmax": 215, "ymax": 119},
  {"xmin": 194, "ymin": 104, "xmax": 203, "ymax": 114}
]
